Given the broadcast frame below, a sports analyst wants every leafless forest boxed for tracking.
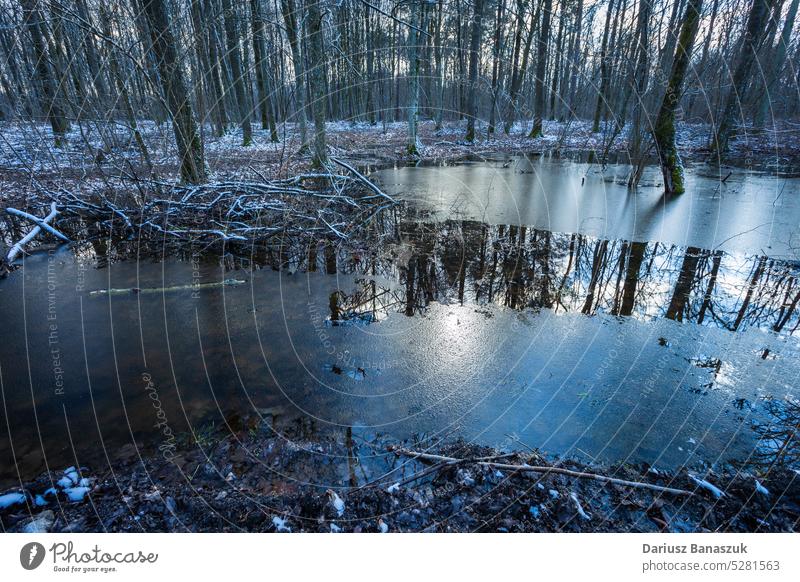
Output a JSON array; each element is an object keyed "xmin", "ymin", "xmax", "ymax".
[
  {"xmin": 2, "ymin": 0, "xmax": 800, "ymax": 535},
  {"xmin": 1, "ymin": 0, "xmax": 798, "ymax": 193}
]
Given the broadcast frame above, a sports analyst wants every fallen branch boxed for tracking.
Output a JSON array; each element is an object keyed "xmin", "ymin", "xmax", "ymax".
[
  {"xmin": 330, "ymin": 157, "xmax": 396, "ymax": 203},
  {"xmin": 5, "ymin": 202, "xmax": 66, "ymax": 262},
  {"xmin": 389, "ymin": 446, "xmax": 695, "ymax": 497},
  {"xmin": 6, "ymin": 206, "xmax": 71, "ymax": 242}
]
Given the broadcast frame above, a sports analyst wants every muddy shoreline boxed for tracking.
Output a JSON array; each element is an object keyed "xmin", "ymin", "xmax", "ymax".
[{"xmin": 2, "ymin": 423, "xmax": 798, "ymax": 533}]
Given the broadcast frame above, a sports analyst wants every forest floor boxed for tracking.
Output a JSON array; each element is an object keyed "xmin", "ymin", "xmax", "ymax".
[
  {"xmin": 1, "ymin": 421, "xmax": 798, "ymax": 533},
  {"xmin": 2, "ymin": 119, "xmax": 799, "ymax": 196}
]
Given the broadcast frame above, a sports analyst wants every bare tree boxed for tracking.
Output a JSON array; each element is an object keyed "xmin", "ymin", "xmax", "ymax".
[
  {"xmin": 465, "ymin": 0, "xmax": 484, "ymax": 141},
  {"xmin": 652, "ymin": 0, "xmax": 704, "ymax": 195},
  {"xmin": 306, "ymin": 0, "xmax": 328, "ymax": 167},
  {"xmin": 20, "ymin": 0, "xmax": 70, "ymax": 146},
  {"xmin": 140, "ymin": 0, "xmax": 207, "ymax": 183},
  {"xmin": 711, "ymin": 0, "xmax": 775, "ymax": 156},
  {"xmin": 529, "ymin": 0, "xmax": 552, "ymax": 137}
]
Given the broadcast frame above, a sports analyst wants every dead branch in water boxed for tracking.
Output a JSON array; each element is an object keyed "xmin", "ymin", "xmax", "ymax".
[{"xmin": 388, "ymin": 446, "xmax": 695, "ymax": 497}]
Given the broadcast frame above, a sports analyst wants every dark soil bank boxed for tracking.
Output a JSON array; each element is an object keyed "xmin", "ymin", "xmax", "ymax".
[{"xmin": 2, "ymin": 424, "xmax": 798, "ymax": 533}]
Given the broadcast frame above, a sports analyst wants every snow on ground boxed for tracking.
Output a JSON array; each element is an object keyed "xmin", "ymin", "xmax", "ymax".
[{"xmin": 1, "ymin": 118, "xmax": 797, "ymax": 206}]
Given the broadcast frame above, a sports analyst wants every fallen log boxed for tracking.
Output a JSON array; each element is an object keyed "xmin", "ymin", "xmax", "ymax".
[{"xmin": 389, "ymin": 446, "xmax": 695, "ymax": 497}]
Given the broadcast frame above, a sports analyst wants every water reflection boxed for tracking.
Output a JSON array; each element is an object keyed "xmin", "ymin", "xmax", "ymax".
[
  {"xmin": 1, "ymin": 211, "xmax": 798, "ymax": 487},
  {"xmin": 376, "ymin": 156, "xmax": 800, "ymax": 260},
  {"xmin": 273, "ymin": 218, "xmax": 800, "ymax": 335}
]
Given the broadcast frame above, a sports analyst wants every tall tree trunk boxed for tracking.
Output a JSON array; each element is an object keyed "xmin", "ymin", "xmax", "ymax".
[
  {"xmin": 529, "ymin": 0, "xmax": 552, "ymax": 137},
  {"xmin": 487, "ymin": 0, "xmax": 505, "ymax": 135},
  {"xmin": 753, "ymin": 0, "xmax": 799, "ymax": 127},
  {"xmin": 98, "ymin": 0, "xmax": 154, "ymax": 175},
  {"xmin": 688, "ymin": 0, "xmax": 719, "ymax": 115},
  {"xmin": 652, "ymin": 0, "xmax": 703, "ymax": 195},
  {"xmin": 204, "ymin": 0, "xmax": 229, "ymax": 136},
  {"xmin": 592, "ymin": 0, "xmax": 616, "ymax": 132},
  {"xmin": 465, "ymin": 0, "xmax": 485, "ymax": 141},
  {"xmin": 407, "ymin": 0, "xmax": 428, "ymax": 155},
  {"xmin": 280, "ymin": 0, "xmax": 309, "ymax": 150},
  {"xmin": 433, "ymin": 0, "xmax": 445, "ymax": 129},
  {"xmin": 306, "ymin": 0, "xmax": 328, "ymax": 167},
  {"xmin": 365, "ymin": 7, "xmax": 377, "ymax": 124},
  {"xmin": 505, "ymin": 0, "xmax": 540, "ymax": 133},
  {"xmin": 711, "ymin": 0, "xmax": 775, "ymax": 156},
  {"xmin": 221, "ymin": 0, "xmax": 253, "ymax": 145},
  {"xmin": 626, "ymin": 0, "xmax": 653, "ymax": 186},
  {"xmin": 565, "ymin": 0, "xmax": 583, "ymax": 120},
  {"xmin": 75, "ymin": 0, "xmax": 108, "ymax": 102},
  {"xmin": 549, "ymin": 0, "xmax": 565, "ymax": 119},
  {"xmin": 251, "ymin": 0, "xmax": 279, "ymax": 141},
  {"xmin": 190, "ymin": 0, "xmax": 225, "ymax": 136},
  {"xmin": 21, "ymin": 0, "xmax": 70, "ymax": 146},
  {"xmin": 140, "ymin": 0, "xmax": 207, "ymax": 183}
]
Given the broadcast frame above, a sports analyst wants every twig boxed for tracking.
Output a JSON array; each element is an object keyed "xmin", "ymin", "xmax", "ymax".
[
  {"xmin": 389, "ymin": 447, "xmax": 695, "ymax": 497},
  {"xmin": 358, "ymin": 0, "xmax": 431, "ymax": 37}
]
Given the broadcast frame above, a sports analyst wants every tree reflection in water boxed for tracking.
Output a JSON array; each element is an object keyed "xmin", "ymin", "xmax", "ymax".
[{"xmin": 251, "ymin": 212, "xmax": 800, "ymax": 336}]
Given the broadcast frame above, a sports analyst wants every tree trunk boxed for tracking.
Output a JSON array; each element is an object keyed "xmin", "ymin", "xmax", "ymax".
[
  {"xmin": 487, "ymin": 0, "xmax": 505, "ymax": 135},
  {"xmin": 221, "ymin": 0, "xmax": 253, "ymax": 146},
  {"xmin": 407, "ymin": 0, "xmax": 428, "ymax": 155},
  {"xmin": 465, "ymin": 0, "xmax": 485, "ymax": 141},
  {"xmin": 280, "ymin": 0, "xmax": 309, "ymax": 151},
  {"xmin": 529, "ymin": 0, "xmax": 552, "ymax": 137},
  {"xmin": 565, "ymin": 0, "xmax": 583, "ymax": 120},
  {"xmin": 21, "ymin": 0, "xmax": 70, "ymax": 146},
  {"xmin": 711, "ymin": 0, "xmax": 775, "ymax": 156},
  {"xmin": 140, "ymin": 0, "xmax": 207, "ymax": 183},
  {"xmin": 592, "ymin": 0, "xmax": 616, "ymax": 132},
  {"xmin": 626, "ymin": 0, "xmax": 653, "ymax": 181},
  {"xmin": 505, "ymin": 0, "xmax": 539, "ymax": 134},
  {"xmin": 652, "ymin": 0, "xmax": 703, "ymax": 195},
  {"xmin": 251, "ymin": 0, "xmax": 279, "ymax": 141},
  {"xmin": 753, "ymin": 0, "xmax": 798, "ymax": 127},
  {"xmin": 549, "ymin": 1, "xmax": 565, "ymax": 119},
  {"xmin": 204, "ymin": 0, "xmax": 229, "ymax": 136},
  {"xmin": 306, "ymin": 0, "xmax": 328, "ymax": 167}
]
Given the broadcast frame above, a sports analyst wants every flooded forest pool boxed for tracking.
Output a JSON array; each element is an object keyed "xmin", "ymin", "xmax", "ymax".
[{"xmin": 2, "ymin": 155, "xmax": 800, "ymax": 486}]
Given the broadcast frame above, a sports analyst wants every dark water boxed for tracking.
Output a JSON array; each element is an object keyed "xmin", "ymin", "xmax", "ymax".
[{"xmin": 1, "ymin": 158, "xmax": 799, "ymax": 486}]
